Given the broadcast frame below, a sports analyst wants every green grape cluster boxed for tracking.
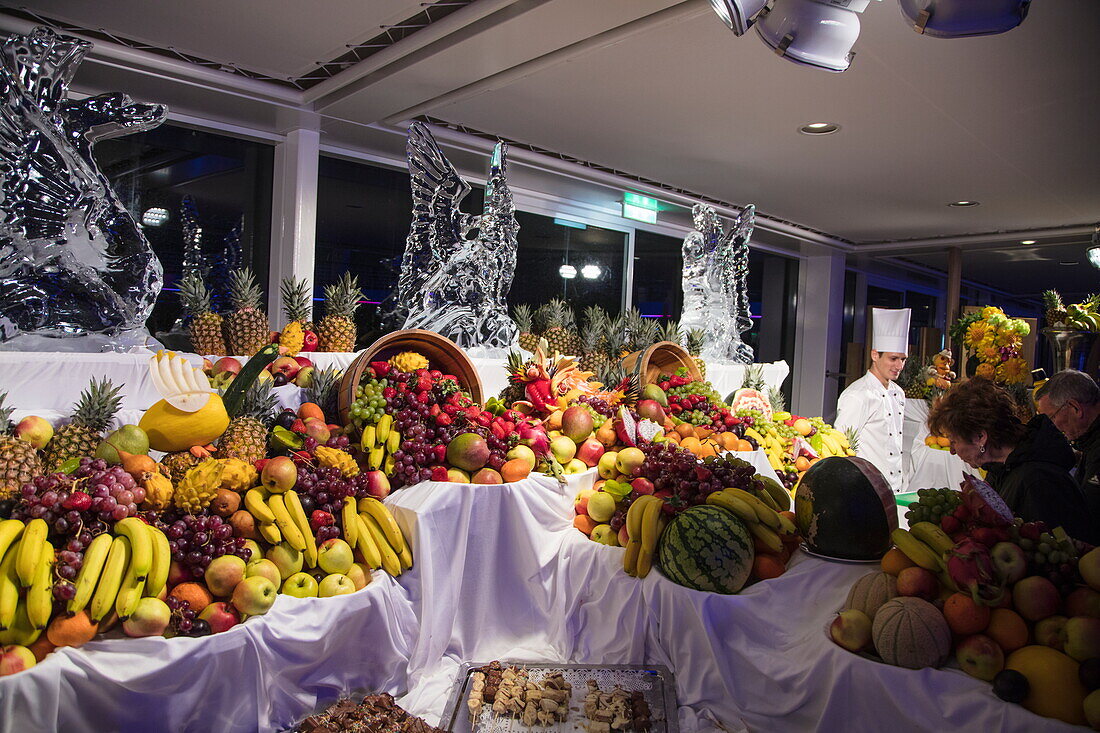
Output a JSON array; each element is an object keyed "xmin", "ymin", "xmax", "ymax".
[
  {"xmin": 904, "ymin": 487, "xmax": 962, "ymax": 525},
  {"xmin": 350, "ymin": 377, "xmax": 390, "ymax": 429}
]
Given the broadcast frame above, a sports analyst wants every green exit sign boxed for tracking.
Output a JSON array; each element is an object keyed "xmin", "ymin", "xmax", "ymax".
[{"xmin": 622, "ymin": 192, "xmax": 659, "ymax": 223}]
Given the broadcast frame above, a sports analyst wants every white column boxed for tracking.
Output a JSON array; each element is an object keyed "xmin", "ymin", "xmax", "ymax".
[
  {"xmin": 792, "ymin": 251, "xmax": 846, "ymax": 420},
  {"xmin": 268, "ymin": 128, "xmax": 320, "ymax": 327}
]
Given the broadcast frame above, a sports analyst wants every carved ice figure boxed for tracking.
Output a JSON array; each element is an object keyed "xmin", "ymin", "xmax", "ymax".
[
  {"xmin": 399, "ymin": 123, "xmax": 519, "ymax": 349},
  {"xmin": 0, "ymin": 27, "xmax": 167, "ymax": 349},
  {"xmin": 679, "ymin": 203, "xmax": 756, "ymax": 364}
]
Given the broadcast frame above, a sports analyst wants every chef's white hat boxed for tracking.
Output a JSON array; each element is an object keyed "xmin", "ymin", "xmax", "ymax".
[{"xmin": 872, "ymin": 308, "xmax": 911, "ymax": 354}]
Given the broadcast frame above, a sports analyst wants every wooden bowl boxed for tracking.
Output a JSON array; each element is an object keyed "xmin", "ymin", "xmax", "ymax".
[
  {"xmin": 337, "ymin": 329, "xmax": 484, "ymax": 426},
  {"xmin": 621, "ymin": 341, "xmax": 702, "ymax": 385}
]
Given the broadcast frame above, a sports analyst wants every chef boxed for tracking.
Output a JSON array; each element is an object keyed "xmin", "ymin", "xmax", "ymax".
[{"xmin": 834, "ymin": 307, "xmax": 910, "ymax": 493}]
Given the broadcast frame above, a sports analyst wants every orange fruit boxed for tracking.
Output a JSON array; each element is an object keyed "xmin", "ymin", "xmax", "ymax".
[
  {"xmin": 794, "ymin": 456, "xmax": 810, "ymax": 472},
  {"xmin": 297, "ymin": 402, "xmax": 325, "ymax": 421},
  {"xmin": 573, "ymin": 515, "xmax": 598, "ymax": 536},
  {"xmin": 697, "ymin": 441, "xmax": 718, "ymax": 458},
  {"xmin": 752, "ymin": 554, "xmax": 786, "ymax": 580},
  {"xmin": 735, "ymin": 439, "xmax": 754, "ymax": 452},
  {"xmin": 936, "ymin": 436, "xmax": 951, "ymax": 448},
  {"xmin": 675, "ymin": 423, "xmax": 695, "ymax": 439},
  {"xmin": 169, "ymin": 582, "xmax": 214, "ymax": 614},
  {"xmin": 944, "ymin": 592, "xmax": 992, "ymax": 635},
  {"xmin": 680, "ymin": 437, "xmax": 702, "ymax": 455},
  {"xmin": 718, "ymin": 432, "xmax": 739, "ymax": 450},
  {"xmin": 987, "ymin": 608, "xmax": 1029, "ymax": 654},
  {"xmin": 46, "ymin": 610, "xmax": 99, "ymax": 648},
  {"xmin": 500, "ymin": 458, "xmax": 531, "ymax": 483},
  {"xmin": 880, "ymin": 547, "xmax": 917, "ymax": 576}
]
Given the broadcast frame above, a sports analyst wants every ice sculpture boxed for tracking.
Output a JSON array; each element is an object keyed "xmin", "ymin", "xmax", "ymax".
[
  {"xmin": 0, "ymin": 27, "xmax": 166, "ymax": 351},
  {"xmin": 679, "ymin": 203, "xmax": 756, "ymax": 364},
  {"xmin": 399, "ymin": 122, "xmax": 519, "ymax": 350},
  {"xmin": 179, "ymin": 196, "xmax": 205, "ymax": 280}
]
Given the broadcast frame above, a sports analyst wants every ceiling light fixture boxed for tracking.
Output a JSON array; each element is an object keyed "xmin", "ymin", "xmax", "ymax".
[
  {"xmin": 1089, "ymin": 225, "xmax": 1100, "ymax": 270},
  {"xmin": 1059, "ymin": 261, "xmax": 1079, "ymax": 266},
  {"xmin": 755, "ymin": 0, "xmax": 873, "ymax": 73},
  {"xmin": 141, "ymin": 207, "xmax": 169, "ymax": 227},
  {"xmin": 1019, "ymin": 239, "xmax": 1036, "ymax": 245},
  {"xmin": 559, "ymin": 264, "xmax": 577, "ymax": 279},
  {"xmin": 709, "ymin": 0, "xmax": 769, "ymax": 35},
  {"xmin": 897, "ymin": 0, "xmax": 1030, "ymax": 38},
  {"xmin": 799, "ymin": 122, "xmax": 840, "ymax": 135},
  {"xmin": 947, "ymin": 200, "xmax": 980, "ymax": 207},
  {"xmin": 581, "ymin": 264, "xmax": 601, "ymax": 280}
]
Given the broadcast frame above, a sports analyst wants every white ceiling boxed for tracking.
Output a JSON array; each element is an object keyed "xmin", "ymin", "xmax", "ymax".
[{"xmin": 4, "ymin": 0, "xmax": 1099, "ymax": 288}]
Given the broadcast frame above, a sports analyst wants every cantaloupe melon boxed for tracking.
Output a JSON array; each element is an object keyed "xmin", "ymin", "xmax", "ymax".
[
  {"xmin": 845, "ymin": 572, "xmax": 898, "ymax": 621},
  {"xmin": 871, "ymin": 597, "xmax": 951, "ymax": 669}
]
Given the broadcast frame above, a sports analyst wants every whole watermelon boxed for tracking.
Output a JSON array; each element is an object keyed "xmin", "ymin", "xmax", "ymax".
[
  {"xmin": 657, "ymin": 505, "xmax": 754, "ymax": 594},
  {"xmin": 795, "ymin": 456, "xmax": 898, "ymax": 561}
]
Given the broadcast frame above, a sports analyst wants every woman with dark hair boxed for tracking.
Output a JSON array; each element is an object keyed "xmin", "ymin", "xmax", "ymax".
[{"xmin": 928, "ymin": 377, "xmax": 1096, "ymax": 543}]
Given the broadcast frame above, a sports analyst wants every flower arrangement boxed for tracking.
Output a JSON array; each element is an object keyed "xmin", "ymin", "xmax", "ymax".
[{"xmin": 950, "ymin": 306, "xmax": 1031, "ymax": 385}]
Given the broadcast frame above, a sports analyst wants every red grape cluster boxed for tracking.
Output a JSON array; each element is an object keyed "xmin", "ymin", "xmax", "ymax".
[
  {"xmin": 575, "ymin": 394, "xmax": 613, "ymax": 418},
  {"xmin": 295, "ymin": 464, "xmax": 373, "ymax": 516},
  {"xmin": 165, "ymin": 595, "xmax": 210, "ymax": 636},
  {"xmin": 157, "ymin": 512, "xmax": 250, "ymax": 580},
  {"xmin": 73, "ymin": 458, "xmax": 146, "ymax": 522},
  {"xmin": 639, "ymin": 442, "xmax": 762, "ymax": 511}
]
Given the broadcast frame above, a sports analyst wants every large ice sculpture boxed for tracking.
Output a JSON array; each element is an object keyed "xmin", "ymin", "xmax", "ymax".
[
  {"xmin": 399, "ymin": 122, "xmax": 519, "ymax": 350},
  {"xmin": 0, "ymin": 27, "xmax": 166, "ymax": 351},
  {"xmin": 680, "ymin": 203, "xmax": 756, "ymax": 364}
]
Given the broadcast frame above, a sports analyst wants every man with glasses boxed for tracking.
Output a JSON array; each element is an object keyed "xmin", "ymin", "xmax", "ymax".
[{"xmin": 1036, "ymin": 370, "xmax": 1100, "ymax": 511}]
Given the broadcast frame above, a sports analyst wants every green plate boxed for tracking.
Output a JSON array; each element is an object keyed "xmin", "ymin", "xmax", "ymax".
[{"xmin": 894, "ymin": 492, "xmax": 920, "ymax": 507}]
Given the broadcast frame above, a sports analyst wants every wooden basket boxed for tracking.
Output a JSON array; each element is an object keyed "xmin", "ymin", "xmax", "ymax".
[
  {"xmin": 621, "ymin": 341, "xmax": 702, "ymax": 385},
  {"xmin": 337, "ymin": 329, "xmax": 484, "ymax": 426}
]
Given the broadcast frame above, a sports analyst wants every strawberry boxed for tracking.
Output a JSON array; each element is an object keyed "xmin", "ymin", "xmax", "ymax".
[
  {"xmin": 370, "ymin": 361, "xmax": 391, "ymax": 377},
  {"xmin": 433, "ymin": 444, "xmax": 447, "ymax": 463},
  {"xmin": 309, "ymin": 511, "xmax": 335, "ymax": 531},
  {"xmin": 289, "ymin": 419, "xmax": 306, "ymax": 434},
  {"xmin": 430, "ymin": 466, "xmax": 449, "ymax": 482},
  {"xmin": 435, "ymin": 414, "xmax": 453, "ymax": 426},
  {"xmin": 416, "ymin": 377, "xmax": 433, "ymax": 393}
]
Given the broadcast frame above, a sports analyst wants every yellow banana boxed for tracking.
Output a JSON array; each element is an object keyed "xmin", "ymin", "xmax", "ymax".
[
  {"xmin": 244, "ymin": 489, "xmax": 276, "ymax": 524},
  {"xmin": 360, "ymin": 513, "xmax": 401, "ymax": 576},
  {"xmin": 113, "ymin": 517, "xmax": 152, "ymax": 581},
  {"xmin": 114, "ymin": 555, "xmax": 146, "ymax": 620},
  {"xmin": 639, "ymin": 498, "xmax": 663, "ymax": 556},
  {"xmin": 744, "ymin": 427, "xmax": 765, "ymax": 444},
  {"xmin": 397, "ymin": 542, "xmax": 413, "ymax": 571},
  {"xmin": 0, "ymin": 539, "xmax": 21, "ymax": 629},
  {"xmin": 341, "ymin": 497, "xmax": 359, "ymax": 547},
  {"xmin": 90, "ymin": 535, "xmax": 131, "ymax": 623},
  {"xmin": 258, "ymin": 521, "xmax": 282, "ymax": 545},
  {"xmin": 368, "ymin": 446, "xmax": 385, "ymax": 471},
  {"xmin": 144, "ymin": 525, "xmax": 171, "ymax": 599},
  {"xmin": 70, "ymin": 533, "xmax": 113, "ymax": 614},
  {"xmin": 266, "ymin": 494, "xmax": 306, "ymax": 552},
  {"xmin": 27, "ymin": 549, "xmax": 54, "ymax": 630},
  {"xmin": 358, "ymin": 497, "xmax": 405, "ymax": 554},
  {"xmin": 706, "ymin": 491, "xmax": 758, "ymax": 526},
  {"xmin": 725, "ymin": 488, "xmax": 782, "ymax": 530},
  {"xmin": 758, "ymin": 478, "xmax": 792, "ymax": 512},
  {"xmin": 360, "ymin": 424, "xmax": 377, "ymax": 452},
  {"xmin": 777, "ymin": 513, "xmax": 798, "ymax": 536},
  {"xmin": 375, "ymin": 414, "xmax": 393, "ymax": 444},
  {"xmin": 384, "ymin": 456, "xmax": 395, "ymax": 475},
  {"xmin": 622, "ymin": 496, "xmax": 655, "ymax": 576},
  {"xmin": 353, "ymin": 514, "xmax": 383, "ymax": 569},
  {"xmin": 386, "ymin": 429, "xmax": 401, "ymax": 455},
  {"xmin": 891, "ymin": 528, "xmax": 943, "ymax": 572},
  {"xmin": 283, "ymin": 490, "xmax": 317, "ymax": 568},
  {"xmin": 754, "ymin": 487, "xmax": 781, "ymax": 512},
  {"xmin": 0, "ymin": 519, "xmax": 25, "ymax": 564},
  {"xmin": 909, "ymin": 521, "xmax": 956, "ymax": 557},
  {"xmin": 16, "ymin": 518, "xmax": 47, "ymax": 588},
  {"xmin": 748, "ymin": 522, "xmax": 784, "ymax": 554}
]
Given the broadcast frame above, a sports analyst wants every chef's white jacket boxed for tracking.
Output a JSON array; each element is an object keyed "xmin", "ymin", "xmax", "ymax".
[{"xmin": 834, "ymin": 371, "xmax": 907, "ymax": 494}]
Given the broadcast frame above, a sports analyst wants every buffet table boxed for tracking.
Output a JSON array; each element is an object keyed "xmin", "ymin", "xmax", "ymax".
[{"xmin": 0, "ymin": 469, "xmax": 1075, "ymax": 732}]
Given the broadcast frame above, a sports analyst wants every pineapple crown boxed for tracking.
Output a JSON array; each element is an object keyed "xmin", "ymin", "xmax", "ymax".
[
  {"xmin": 843, "ymin": 426, "xmax": 860, "ymax": 453},
  {"xmin": 538, "ymin": 298, "xmax": 575, "ymax": 330},
  {"xmin": 0, "ymin": 392, "xmax": 12, "ymax": 433},
  {"xmin": 323, "ymin": 273, "xmax": 362, "ymax": 319},
  {"xmin": 685, "ymin": 328, "xmax": 706, "ymax": 354},
  {"xmin": 1042, "ymin": 289, "xmax": 1065, "ymax": 309},
  {"xmin": 71, "ymin": 377, "xmax": 123, "ymax": 431},
  {"xmin": 229, "ymin": 268, "xmax": 265, "ymax": 311},
  {"xmin": 505, "ymin": 349, "xmax": 527, "ymax": 378},
  {"xmin": 582, "ymin": 305, "xmax": 608, "ymax": 330},
  {"xmin": 179, "ymin": 272, "xmax": 213, "ymax": 316},
  {"xmin": 280, "ymin": 277, "xmax": 313, "ymax": 323},
  {"xmin": 741, "ymin": 363, "xmax": 765, "ymax": 391},
  {"xmin": 238, "ymin": 380, "xmax": 278, "ymax": 424},
  {"xmin": 579, "ymin": 324, "xmax": 602, "ymax": 351},
  {"xmin": 603, "ymin": 324, "xmax": 628, "ymax": 358},
  {"xmin": 767, "ymin": 386, "xmax": 786, "ymax": 413},
  {"xmin": 513, "ymin": 303, "xmax": 534, "ymax": 333},
  {"xmin": 305, "ymin": 366, "xmax": 342, "ymax": 419},
  {"xmin": 658, "ymin": 319, "xmax": 682, "ymax": 345}
]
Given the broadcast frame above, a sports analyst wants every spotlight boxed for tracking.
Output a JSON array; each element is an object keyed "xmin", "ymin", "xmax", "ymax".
[
  {"xmin": 897, "ymin": 0, "xmax": 1030, "ymax": 38},
  {"xmin": 581, "ymin": 265, "xmax": 601, "ymax": 280},
  {"xmin": 559, "ymin": 264, "xmax": 577, "ymax": 279},
  {"xmin": 142, "ymin": 207, "xmax": 169, "ymax": 227},
  {"xmin": 1019, "ymin": 239, "xmax": 1036, "ymax": 245},
  {"xmin": 708, "ymin": 0, "xmax": 769, "ymax": 35},
  {"xmin": 755, "ymin": 0, "xmax": 874, "ymax": 73},
  {"xmin": 1089, "ymin": 226, "xmax": 1100, "ymax": 270}
]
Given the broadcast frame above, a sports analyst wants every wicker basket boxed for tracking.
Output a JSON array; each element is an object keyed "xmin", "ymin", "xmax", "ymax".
[
  {"xmin": 621, "ymin": 341, "xmax": 702, "ymax": 385},
  {"xmin": 337, "ymin": 329, "xmax": 484, "ymax": 426}
]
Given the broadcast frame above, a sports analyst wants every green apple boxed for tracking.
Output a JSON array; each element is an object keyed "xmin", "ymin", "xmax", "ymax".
[
  {"xmin": 597, "ymin": 451, "xmax": 619, "ymax": 480},
  {"xmin": 587, "ymin": 491, "xmax": 616, "ymax": 523},
  {"xmin": 204, "ymin": 555, "xmax": 247, "ymax": 597},
  {"xmin": 318, "ymin": 573, "xmax": 356, "ymax": 598},
  {"xmin": 266, "ymin": 542, "xmax": 303, "ymax": 580},
  {"xmin": 615, "ymin": 447, "xmax": 645, "ymax": 476},
  {"xmin": 231, "ymin": 575, "xmax": 277, "ymax": 616},
  {"xmin": 122, "ymin": 597, "xmax": 171, "ymax": 637},
  {"xmin": 590, "ymin": 524, "xmax": 619, "ymax": 546},
  {"xmin": 281, "ymin": 571, "xmax": 319, "ymax": 598},
  {"xmin": 563, "ymin": 458, "xmax": 588, "ymax": 475},
  {"xmin": 550, "ymin": 435, "xmax": 577, "ymax": 464},
  {"xmin": 246, "ymin": 558, "xmax": 282, "ymax": 587},
  {"xmin": 345, "ymin": 562, "xmax": 371, "ymax": 591},
  {"xmin": 505, "ymin": 444, "xmax": 537, "ymax": 471},
  {"xmin": 317, "ymin": 538, "xmax": 354, "ymax": 575}
]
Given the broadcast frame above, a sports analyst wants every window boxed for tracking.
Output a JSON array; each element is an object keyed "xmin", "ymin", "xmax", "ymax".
[
  {"xmin": 93, "ymin": 124, "xmax": 273, "ymax": 338},
  {"xmin": 632, "ymin": 230, "xmax": 682, "ymax": 319}
]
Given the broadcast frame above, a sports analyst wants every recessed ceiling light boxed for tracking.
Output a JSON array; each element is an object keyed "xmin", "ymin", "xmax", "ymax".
[
  {"xmin": 799, "ymin": 122, "xmax": 840, "ymax": 135},
  {"xmin": 947, "ymin": 200, "xmax": 980, "ymax": 207},
  {"xmin": 1019, "ymin": 239, "xmax": 1036, "ymax": 245},
  {"xmin": 1059, "ymin": 261, "xmax": 1079, "ymax": 266}
]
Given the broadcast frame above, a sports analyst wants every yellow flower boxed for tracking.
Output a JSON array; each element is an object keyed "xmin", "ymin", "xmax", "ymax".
[
  {"xmin": 966, "ymin": 321, "xmax": 991, "ymax": 346},
  {"xmin": 995, "ymin": 357, "xmax": 1030, "ymax": 385},
  {"xmin": 994, "ymin": 330, "xmax": 1021, "ymax": 350},
  {"xmin": 975, "ymin": 363, "xmax": 996, "ymax": 379},
  {"xmin": 981, "ymin": 306, "xmax": 1004, "ymax": 319},
  {"xmin": 979, "ymin": 345, "xmax": 1002, "ymax": 363}
]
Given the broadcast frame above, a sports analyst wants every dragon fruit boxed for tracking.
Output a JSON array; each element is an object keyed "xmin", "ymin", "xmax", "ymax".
[
  {"xmin": 518, "ymin": 423, "xmax": 549, "ymax": 457},
  {"xmin": 615, "ymin": 407, "xmax": 639, "ymax": 447},
  {"xmin": 947, "ymin": 539, "xmax": 1005, "ymax": 606},
  {"xmin": 960, "ymin": 474, "xmax": 1013, "ymax": 527}
]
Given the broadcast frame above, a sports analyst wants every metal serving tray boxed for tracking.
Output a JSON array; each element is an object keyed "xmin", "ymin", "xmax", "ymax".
[{"xmin": 439, "ymin": 662, "xmax": 679, "ymax": 733}]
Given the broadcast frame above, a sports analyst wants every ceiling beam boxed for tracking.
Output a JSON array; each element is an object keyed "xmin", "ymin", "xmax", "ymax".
[{"xmin": 853, "ymin": 224, "xmax": 1097, "ymax": 255}]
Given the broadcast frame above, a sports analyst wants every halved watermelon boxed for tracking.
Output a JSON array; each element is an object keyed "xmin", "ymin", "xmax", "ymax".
[{"xmin": 729, "ymin": 388, "xmax": 772, "ymax": 418}]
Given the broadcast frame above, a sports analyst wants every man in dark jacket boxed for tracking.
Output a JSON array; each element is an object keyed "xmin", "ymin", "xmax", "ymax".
[{"xmin": 1036, "ymin": 370, "xmax": 1100, "ymax": 528}]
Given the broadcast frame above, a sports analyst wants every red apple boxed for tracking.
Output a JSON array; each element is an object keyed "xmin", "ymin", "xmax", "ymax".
[
  {"xmin": 990, "ymin": 542, "xmax": 1028, "ymax": 585},
  {"xmin": 198, "ymin": 601, "xmax": 240, "ymax": 634},
  {"xmin": 1013, "ymin": 576, "xmax": 1062, "ymax": 621},
  {"xmin": 829, "ymin": 609, "xmax": 872, "ymax": 652},
  {"xmin": 471, "ymin": 468, "xmax": 503, "ymax": 485},
  {"xmin": 212, "ymin": 357, "xmax": 242, "ymax": 376},
  {"xmin": 261, "ymin": 456, "xmax": 298, "ymax": 493},
  {"xmin": 574, "ymin": 489, "xmax": 595, "ymax": 515},
  {"xmin": 270, "ymin": 356, "xmax": 301, "ymax": 380},
  {"xmin": 1067, "ymin": 587, "xmax": 1100, "ymax": 619},
  {"xmin": 956, "ymin": 634, "xmax": 1004, "ymax": 681},
  {"xmin": 617, "ymin": 525, "xmax": 630, "ymax": 547},
  {"xmin": 301, "ymin": 330, "xmax": 319, "ymax": 352},
  {"xmin": 167, "ymin": 560, "xmax": 190, "ymax": 588},
  {"xmin": 293, "ymin": 356, "xmax": 314, "ymax": 370},
  {"xmin": 575, "ymin": 437, "xmax": 606, "ymax": 468},
  {"xmin": 631, "ymin": 477, "xmax": 655, "ymax": 495},
  {"xmin": 0, "ymin": 645, "xmax": 37, "ymax": 675},
  {"xmin": 364, "ymin": 470, "xmax": 391, "ymax": 500},
  {"xmin": 896, "ymin": 567, "xmax": 939, "ymax": 601}
]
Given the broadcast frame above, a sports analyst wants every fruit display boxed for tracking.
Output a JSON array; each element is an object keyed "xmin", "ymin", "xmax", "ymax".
[
  {"xmin": 950, "ymin": 305, "xmax": 1031, "ymax": 384},
  {"xmin": 831, "ymin": 473, "xmax": 1100, "ymax": 727},
  {"xmin": 224, "ymin": 268, "xmax": 272, "ymax": 358},
  {"xmin": 1044, "ymin": 289, "xmax": 1100, "ymax": 331},
  {"xmin": 794, "ymin": 456, "xmax": 898, "ymax": 562},
  {"xmin": 898, "ymin": 349, "xmax": 956, "ymax": 403}
]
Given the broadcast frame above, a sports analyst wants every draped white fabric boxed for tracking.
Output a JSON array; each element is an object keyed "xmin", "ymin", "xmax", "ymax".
[{"xmin": 0, "ymin": 469, "xmax": 1076, "ymax": 732}]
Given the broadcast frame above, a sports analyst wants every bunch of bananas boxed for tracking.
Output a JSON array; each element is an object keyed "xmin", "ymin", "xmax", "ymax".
[
  {"xmin": 622, "ymin": 496, "xmax": 667, "ymax": 578},
  {"xmin": 360, "ymin": 414, "xmax": 401, "ymax": 473},
  {"xmin": 743, "ymin": 424, "xmax": 792, "ymax": 474},
  {"xmin": 0, "ymin": 515, "xmax": 171, "ymax": 649},
  {"xmin": 1064, "ymin": 301, "xmax": 1100, "ymax": 332},
  {"xmin": 243, "ymin": 487, "xmax": 320, "ymax": 567},
  {"xmin": 351, "ymin": 497, "xmax": 412, "ymax": 577},
  {"xmin": 891, "ymin": 523, "xmax": 958, "ymax": 590},
  {"xmin": 809, "ymin": 424, "xmax": 855, "ymax": 459},
  {"xmin": 706, "ymin": 488, "xmax": 799, "ymax": 554}
]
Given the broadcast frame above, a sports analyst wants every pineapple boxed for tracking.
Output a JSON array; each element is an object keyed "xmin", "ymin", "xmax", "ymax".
[
  {"xmin": 317, "ymin": 273, "xmax": 362, "ymax": 352},
  {"xmin": 43, "ymin": 377, "xmax": 123, "ymax": 470},
  {"xmin": 578, "ymin": 320, "xmax": 608, "ymax": 375},
  {"xmin": 161, "ymin": 449, "xmax": 204, "ymax": 484},
  {"xmin": 686, "ymin": 329, "xmax": 707, "ymax": 379},
  {"xmin": 224, "ymin": 268, "xmax": 271, "ymax": 356},
  {"xmin": 1043, "ymin": 289, "xmax": 1068, "ymax": 329},
  {"xmin": 218, "ymin": 381, "xmax": 277, "ymax": 465},
  {"xmin": 514, "ymin": 304, "xmax": 538, "ymax": 352},
  {"xmin": 767, "ymin": 386, "xmax": 786, "ymax": 414},
  {"xmin": 179, "ymin": 272, "xmax": 226, "ymax": 356},
  {"xmin": 741, "ymin": 363, "xmax": 765, "ymax": 392},
  {"xmin": 658, "ymin": 320, "xmax": 683, "ymax": 347},
  {"xmin": 0, "ymin": 393, "xmax": 43, "ymax": 502},
  {"xmin": 632, "ymin": 317, "xmax": 659, "ymax": 353},
  {"xmin": 279, "ymin": 277, "xmax": 312, "ymax": 356},
  {"xmin": 305, "ymin": 366, "xmax": 343, "ymax": 422},
  {"xmin": 604, "ymin": 322, "xmax": 628, "ymax": 363},
  {"xmin": 538, "ymin": 299, "xmax": 577, "ymax": 356}
]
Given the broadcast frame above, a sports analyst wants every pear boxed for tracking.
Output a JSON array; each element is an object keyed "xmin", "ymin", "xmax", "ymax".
[
  {"xmin": 95, "ymin": 425, "xmax": 150, "ymax": 464},
  {"xmin": 641, "ymin": 384, "xmax": 668, "ymax": 407}
]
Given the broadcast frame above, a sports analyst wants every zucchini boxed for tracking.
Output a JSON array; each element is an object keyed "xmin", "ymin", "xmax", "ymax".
[{"xmin": 222, "ymin": 344, "xmax": 280, "ymax": 418}]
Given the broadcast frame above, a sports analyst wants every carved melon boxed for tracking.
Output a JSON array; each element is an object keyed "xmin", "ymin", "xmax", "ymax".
[
  {"xmin": 872, "ymin": 597, "xmax": 951, "ymax": 669},
  {"xmin": 844, "ymin": 572, "xmax": 898, "ymax": 621},
  {"xmin": 729, "ymin": 388, "xmax": 772, "ymax": 418}
]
